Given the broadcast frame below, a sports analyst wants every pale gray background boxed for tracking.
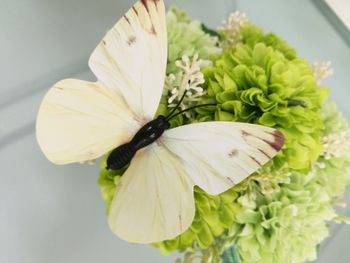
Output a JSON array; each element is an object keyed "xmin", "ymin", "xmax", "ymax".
[{"xmin": 0, "ymin": 0, "xmax": 349, "ymax": 263}]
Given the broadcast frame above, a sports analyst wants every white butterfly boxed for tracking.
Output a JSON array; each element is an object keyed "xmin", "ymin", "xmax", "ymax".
[{"xmin": 36, "ymin": 0, "xmax": 284, "ymax": 244}]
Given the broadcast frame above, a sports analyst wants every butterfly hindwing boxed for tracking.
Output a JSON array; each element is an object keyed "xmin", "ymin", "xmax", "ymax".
[
  {"xmin": 108, "ymin": 144, "xmax": 195, "ymax": 244},
  {"xmin": 89, "ymin": 0, "xmax": 167, "ymax": 121}
]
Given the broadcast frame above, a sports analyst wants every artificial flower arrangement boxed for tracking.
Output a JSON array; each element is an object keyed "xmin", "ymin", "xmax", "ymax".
[
  {"xmin": 99, "ymin": 6, "xmax": 350, "ymax": 263},
  {"xmin": 36, "ymin": 1, "xmax": 350, "ymax": 263}
]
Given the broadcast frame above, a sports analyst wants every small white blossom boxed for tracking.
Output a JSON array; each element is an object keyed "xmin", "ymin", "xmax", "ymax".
[
  {"xmin": 218, "ymin": 11, "xmax": 248, "ymax": 46},
  {"xmin": 312, "ymin": 61, "xmax": 334, "ymax": 85},
  {"xmin": 321, "ymin": 129, "xmax": 350, "ymax": 160},
  {"xmin": 164, "ymin": 54, "xmax": 206, "ymax": 118},
  {"xmin": 316, "ymin": 162, "xmax": 326, "ymax": 169}
]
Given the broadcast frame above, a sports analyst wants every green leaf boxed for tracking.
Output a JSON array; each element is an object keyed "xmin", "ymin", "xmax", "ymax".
[
  {"xmin": 316, "ymin": 244, "xmax": 321, "ymax": 256},
  {"xmin": 201, "ymin": 23, "xmax": 221, "ymax": 37}
]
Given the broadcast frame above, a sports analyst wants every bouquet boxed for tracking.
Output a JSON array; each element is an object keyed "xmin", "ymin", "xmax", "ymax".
[
  {"xmin": 36, "ymin": 1, "xmax": 350, "ymax": 263},
  {"xmin": 98, "ymin": 6, "xmax": 350, "ymax": 263}
]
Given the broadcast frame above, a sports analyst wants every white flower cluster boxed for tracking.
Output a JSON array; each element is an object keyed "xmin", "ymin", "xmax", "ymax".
[
  {"xmin": 165, "ymin": 54, "xmax": 205, "ymax": 118},
  {"xmin": 218, "ymin": 11, "xmax": 248, "ymax": 46},
  {"xmin": 312, "ymin": 61, "xmax": 334, "ymax": 85},
  {"xmin": 321, "ymin": 130, "xmax": 350, "ymax": 161}
]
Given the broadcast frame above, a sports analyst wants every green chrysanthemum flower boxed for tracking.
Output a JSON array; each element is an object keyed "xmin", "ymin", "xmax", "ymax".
[
  {"xmin": 240, "ymin": 23, "xmax": 297, "ymax": 60},
  {"xmin": 228, "ymin": 171, "xmax": 336, "ymax": 263},
  {"xmin": 200, "ymin": 42, "xmax": 328, "ymax": 171}
]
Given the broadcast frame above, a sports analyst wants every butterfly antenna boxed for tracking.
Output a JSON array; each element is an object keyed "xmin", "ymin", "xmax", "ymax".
[
  {"xmin": 165, "ymin": 90, "xmax": 217, "ymax": 121},
  {"xmin": 167, "ymin": 103, "xmax": 217, "ymax": 121},
  {"xmin": 166, "ymin": 90, "xmax": 189, "ymax": 120}
]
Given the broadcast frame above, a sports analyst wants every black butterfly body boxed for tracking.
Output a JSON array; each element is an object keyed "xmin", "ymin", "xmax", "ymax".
[{"xmin": 106, "ymin": 115, "xmax": 170, "ymax": 170}]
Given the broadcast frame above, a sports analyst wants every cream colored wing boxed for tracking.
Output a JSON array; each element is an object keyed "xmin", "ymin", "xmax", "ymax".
[
  {"xmin": 108, "ymin": 144, "xmax": 195, "ymax": 244},
  {"xmin": 162, "ymin": 122, "xmax": 284, "ymax": 195},
  {"xmin": 89, "ymin": 0, "xmax": 167, "ymax": 121},
  {"xmin": 36, "ymin": 79, "xmax": 140, "ymax": 164}
]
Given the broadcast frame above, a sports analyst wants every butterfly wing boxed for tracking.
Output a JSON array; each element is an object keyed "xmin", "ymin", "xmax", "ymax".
[
  {"xmin": 89, "ymin": 0, "xmax": 167, "ymax": 121},
  {"xmin": 108, "ymin": 144, "xmax": 195, "ymax": 243},
  {"xmin": 162, "ymin": 122, "xmax": 284, "ymax": 195},
  {"xmin": 36, "ymin": 79, "xmax": 140, "ymax": 164}
]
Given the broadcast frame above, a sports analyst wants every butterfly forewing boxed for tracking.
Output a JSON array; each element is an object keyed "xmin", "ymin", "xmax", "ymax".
[
  {"xmin": 36, "ymin": 79, "xmax": 139, "ymax": 164},
  {"xmin": 162, "ymin": 122, "xmax": 284, "ymax": 195},
  {"xmin": 89, "ymin": 0, "xmax": 167, "ymax": 121}
]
